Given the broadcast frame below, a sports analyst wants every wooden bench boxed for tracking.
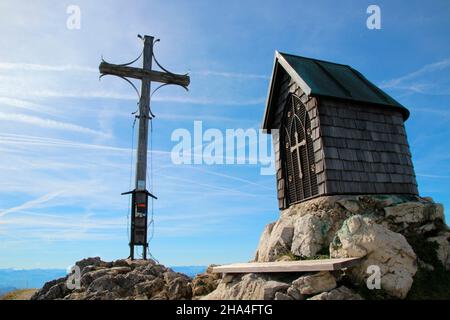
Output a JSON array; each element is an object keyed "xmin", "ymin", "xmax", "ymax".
[{"xmin": 212, "ymin": 257, "xmax": 363, "ymax": 274}]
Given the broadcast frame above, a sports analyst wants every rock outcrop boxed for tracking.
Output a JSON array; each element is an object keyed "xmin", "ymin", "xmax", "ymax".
[
  {"xmin": 207, "ymin": 194, "xmax": 450, "ymax": 300},
  {"xmin": 32, "ymin": 195, "xmax": 449, "ymax": 300},
  {"xmin": 308, "ymin": 286, "xmax": 363, "ymax": 300},
  {"xmin": 330, "ymin": 215, "xmax": 417, "ymax": 298},
  {"xmin": 202, "ymin": 273, "xmax": 290, "ymax": 300},
  {"xmin": 201, "ymin": 271, "xmax": 362, "ymax": 300},
  {"xmin": 31, "ymin": 258, "xmax": 192, "ymax": 300},
  {"xmin": 291, "ymin": 271, "xmax": 337, "ymax": 295},
  {"xmin": 191, "ymin": 265, "xmax": 221, "ymax": 298}
]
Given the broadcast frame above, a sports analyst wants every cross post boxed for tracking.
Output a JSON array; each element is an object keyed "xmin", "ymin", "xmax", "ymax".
[{"xmin": 99, "ymin": 35, "xmax": 190, "ymax": 260}]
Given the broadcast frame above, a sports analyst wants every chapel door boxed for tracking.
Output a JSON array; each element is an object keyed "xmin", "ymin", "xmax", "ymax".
[{"xmin": 282, "ymin": 94, "xmax": 318, "ymax": 204}]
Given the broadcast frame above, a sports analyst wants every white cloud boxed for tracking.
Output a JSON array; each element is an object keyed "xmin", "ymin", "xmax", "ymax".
[
  {"xmin": 0, "ymin": 62, "xmax": 97, "ymax": 73},
  {"xmin": 0, "ymin": 112, "xmax": 109, "ymax": 136},
  {"xmin": 0, "ymin": 191, "xmax": 63, "ymax": 218},
  {"xmin": 0, "ymin": 61, "xmax": 267, "ymax": 81},
  {"xmin": 380, "ymin": 58, "xmax": 450, "ymax": 94},
  {"xmin": 416, "ymin": 173, "xmax": 450, "ymax": 179},
  {"xmin": 24, "ymin": 89, "xmax": 265, "ymax": 105},
  {"xmin": 192, "ymin": 70, "xmax": 269, "ymax": 80},
  {"xmin": 0, "ymin": 97, "xmax": 57, "ymax": 115}
]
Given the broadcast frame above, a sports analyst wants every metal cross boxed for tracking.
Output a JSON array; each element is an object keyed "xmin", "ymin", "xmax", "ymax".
[
  {"xmin": 290, "ymin": 131, "xmax": 306, "ymax": 179},
  {"xmin": 99, "ymin": 35, "xmax": 190, "ymax": 260}
]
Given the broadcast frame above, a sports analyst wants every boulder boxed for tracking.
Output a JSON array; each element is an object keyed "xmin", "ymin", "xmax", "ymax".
[
  {"xmin": 87, "ymin": 274, "xmax": 119, "ymax": 293},
  {"xmin": 80, "ymin": 268, "xmax": 110, "ymax": 287},
  {"xmin": 336, "ymin": 198, "xmax": 362, "ymax": 214},
  {"xmin": 222, "ymin": 274, "xmax": 236, "ymax": 284},
  {"xmin": 274, "ymin": 292, "xmax": 293, "ymax": 300},
  {"xmin": 202, "ymin": 274, "xmax": 289, "ymax": 300},
  {"xmin": 384, "ymin": 202, "xmax": 444, "ymax": 224},
  {"xmin": 291, "ymin": 213, "xmax": 328, "ymax": 257},
  {"xmin": 291, "ymin": 272, "xmax": 336, "ymax": 295},
  {"xmin": 75, "ymin": 257, "xmax": 111, "ymax": 272},
  {"xmin": 38, "ymin": 282, "xmax": 70, "ymax": 300},
  {"xmin": 330, "ymin": 215, "xmax": 417, "ymax": 299},
  {"xmin": 383, "ymin": 201, "xmax": 445, "ymax": 233},
  {"xmin": 255, "ymin": 195, "xmax": 354, "ymax": 261},
  {"xmin": 134, "ymin": 278, "xmax": 166, "ymax": 297},
  {"xmin": 32, "ymin": 257, "xmax": 193, "ymax": 300},
  {"xmin": 109, "ymin": 266, "xmax": 132, "ymax": 274},
  {"xmin": 165, "ymin": 275, "xmax": 192, "ymax": 300},
  {"xmin": 308, "ymin": 286, "xmax": 363, "ymax": 300},
  {"xmin": 286, "ymin": 286, "xmax": 305, "ymax": 300},
  {"xmin": 255, "ymin": 219, "xmax": 294, "ymax": 262},
  {"xmin": 263, "ymin": 280, "xmax": 290, "ymax": 300},
  {"xmin": 191, "ymin": 265, "xmax": 221, "ymax": 297},
  {"xmin": 112, "ymin": 259, "xmax": 130, "ymax": 268}
]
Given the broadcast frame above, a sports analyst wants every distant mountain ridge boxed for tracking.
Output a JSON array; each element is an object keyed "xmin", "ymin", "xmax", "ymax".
[{"xmin": 171, "ymin": 265, "xmax": 207, "ymax": 278}]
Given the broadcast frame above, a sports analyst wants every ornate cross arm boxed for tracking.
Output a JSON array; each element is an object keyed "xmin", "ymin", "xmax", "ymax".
[{"xmin": 99, "ymin": 62, "xmax": 190, "ymax": 88}]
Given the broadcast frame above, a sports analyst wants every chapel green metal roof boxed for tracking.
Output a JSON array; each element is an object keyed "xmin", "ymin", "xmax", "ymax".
[
  {"xmin": 280, "ymin": 52, "xmax": 407, "ymax": 112},
  {"xmin": 262, "ymin": 52, "xmax": 410, "ymax": 130}
]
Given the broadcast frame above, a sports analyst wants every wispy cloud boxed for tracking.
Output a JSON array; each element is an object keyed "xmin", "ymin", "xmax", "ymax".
[
  {"xmin": 183, "ymin": 165, "xmax": 273, "ymax": 190},
  {"xmin": 0, "ymin": 132, "xmax": 169, "ymax": 155},
  {"xmin": 0, "ymin": 112, "xmax": 108, "ymax": 136},
  {"xmin": 25, "ymin": 89, "xmax": 265, "ymax": 106},
  {"xmin": 409, "ymin": 106, "xmax": 450, "ymax": 118},
  {"xmin": 0, "ymin": 191, "xmax": 63, "ymax": 218},
  {"xmin": 380, "ymin": 58, "xmax": 450, "ymax": 94},
  {"xmin": 0, "ymin": 97, "xmax": 57, "ymax": 115},
  {"xmin": 0, "ymin": 62, "xmax": 97, "ymax": 73},
  {"xmin": 192, "ymin": 70, "xmax": 269, "ymax": 80},
  {"xmin": 416, "ymin": 173, "xmax": 450, "ymax": 179},
  {"xmin": 0, "ymin": 61, "xmax": 268, "ymax": 81},
  {"xmin": 155, "ymin": 172, "xmax": 267, "ymax": 198},
  {"xmin": 2, "ymin": 211, "xmax": 124, "ymax": 230}
]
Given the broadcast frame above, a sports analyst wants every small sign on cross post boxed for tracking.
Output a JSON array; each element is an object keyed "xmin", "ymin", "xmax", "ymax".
[{"xmin": 99, "ymin": 35, "xmax": 190, "ymax": 260}]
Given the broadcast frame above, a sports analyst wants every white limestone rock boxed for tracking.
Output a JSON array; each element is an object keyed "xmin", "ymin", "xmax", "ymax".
[
  {"xmin": 308, "ymin": 286, "xmax": 363, "ymax": 300},
  {"xmin": 254, "ymin": 218, "xmax": 294, "ymax": 262},
  {"xmin": 291, "ymin": 271, "xmax": 337, "ymax": 295},
  {"xmin": 330, "ymin": 215, "xmax": 417, "ymax": 299},
  {"xmin": 291, "ymin": 213, "xmax": 327, "ymax": 257},
  {"xmin": 384, "ymin": 202, "xmax": 444, "ymax": 226},
  {"xmin": 202, "ymin": 274, "xmax": 289, "ymax": 300}
]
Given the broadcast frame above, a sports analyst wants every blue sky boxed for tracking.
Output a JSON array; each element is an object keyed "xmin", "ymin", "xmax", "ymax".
[{"xmin": 0, "ymin": 0, "xmax": 449, "ymax": 269}]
